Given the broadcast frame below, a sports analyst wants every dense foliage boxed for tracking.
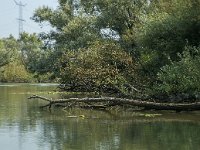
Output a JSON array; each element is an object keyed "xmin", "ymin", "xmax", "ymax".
[
  {"xmin": 0, "ymin": 33, "xmax": 54, "ymax": 82},
  {"xmin": 152, "ymin": 46, "xmax": 200, "ymax": 101},
  {"xmin": 1, "ymin": 0, "xmax": 200, "ymax": 101},
  {"xmin": 59, "ymin": 41, "xmax": 136, "ymax": 96}
]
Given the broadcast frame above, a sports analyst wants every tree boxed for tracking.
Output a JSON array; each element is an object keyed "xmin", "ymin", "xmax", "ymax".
[
  {"xmin": 32, "ymin": 0, "xmax": 150, "ymax": 51},
  {"xmin": 32, "ymin": 0, "xmax": 100, "ymax": 51},
  {"xmin": 19, "ymin": 32, "xmax": 52, "ymax": 73},
  {"xmin": 81, "ymin": 0, "xmax": 149, "ymax": 50},
  {"xmin": 137, "ymin": 0, "xmax": 200, "ymax": 76},
  {"xmin": 29, "ymin": 0, "xmax": 200, "ymax": 102},
  {"xmin": 0, "ymin": 35, "xmax": 34, "ymax": 82},
  {"xmin": 31, "ymin": 0, "xmax": 148, "ymax": 93},
  {"xmin": 0, "ymin": 35, "xmax": 19, "ymax": 67}
]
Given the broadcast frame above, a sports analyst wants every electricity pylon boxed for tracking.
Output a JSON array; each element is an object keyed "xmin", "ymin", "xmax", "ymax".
[{"xmin": 14, "ymin": 0, "xmax": 26, "ymax": 38}]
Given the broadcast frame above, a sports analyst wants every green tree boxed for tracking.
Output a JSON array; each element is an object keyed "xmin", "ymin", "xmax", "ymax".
[
  {"xmin": 137, "ymin": 0, "xmax": 200, "ymax": 100},
  {"xmin": 32, "ymin": 0, "xmax": 150, "ymax": 52},
  {"xmin": 29, "ymin": 0, "xmax": 200, "ymax": 99},
  {"xmin": 32, "ymin": 0, "xmax": 100, "ymax": 51},
  {"xmin": 0, "ymin": 35, "xmax": 35, "ymax": 82},
  {"xmin": 137, "ymin": 0, "xmax": 200, "ymax": 76},
  {"xmin": 31, "ymin": 0, "xmax": 148, "ymax": 93},
  {"xmin": 0, "ymin": 35, "xmax": 18, "ymax": 67},
  {"xmin": 19, "ymin": 32, "xmax": 52, "ymax": 73},
  {"xmin": 152, "ymin": 46, "xmax": 200, "ymax": 101},
  {"xmin": 81, "ymin": 0, "xmax": 149, "ymax": 50}
]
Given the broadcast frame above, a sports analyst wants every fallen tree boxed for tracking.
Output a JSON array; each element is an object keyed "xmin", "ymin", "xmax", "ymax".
[{"xmin": 28, "ymin": 95, "xmax": 200, "ymax": 111}]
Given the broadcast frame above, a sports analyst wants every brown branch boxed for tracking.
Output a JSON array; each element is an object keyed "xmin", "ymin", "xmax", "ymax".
[
  {"xmin": 28, "ymin": 95, "xmax": 200, "ymax": 111},
  {"xmin": 28, "ymin": 95, "xmax": 52, "ymax": 102}
]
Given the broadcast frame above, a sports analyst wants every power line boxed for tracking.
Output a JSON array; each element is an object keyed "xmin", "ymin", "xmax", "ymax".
[{"xmin": 13, "ymin": 0, "xmax": 26, "ymax": 38}]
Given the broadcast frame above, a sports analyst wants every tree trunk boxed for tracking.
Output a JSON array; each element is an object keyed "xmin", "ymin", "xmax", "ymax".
[{"xmin": 28, "ymin": 95, "xmax": 200, "ymax": 111}]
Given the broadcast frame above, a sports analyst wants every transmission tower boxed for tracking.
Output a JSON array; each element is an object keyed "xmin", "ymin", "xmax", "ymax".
[{"xmin": 14, "ymin": 0, "xmax": 26, "ymax": 37}]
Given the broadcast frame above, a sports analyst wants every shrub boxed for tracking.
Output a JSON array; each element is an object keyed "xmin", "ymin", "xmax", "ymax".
[
  {"xmin": 137, "ymin": 0, "xmax": 200, "ymax": 76},
  {"xmin": 59, "ymin": 41, "xmax": 137, "ymax": 95},
  {"xmin": 152, "ymin": 46, "xmax": 200, "ymax": 100},
  {"xmin": 0, "ymin": 61, "xmax": 34, "ymax": 83}
]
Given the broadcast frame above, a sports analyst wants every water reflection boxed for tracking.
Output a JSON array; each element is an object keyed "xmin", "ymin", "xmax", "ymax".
[{"xmin": 0, "ymin": 83, "xmax": 200, "ymax": 150}]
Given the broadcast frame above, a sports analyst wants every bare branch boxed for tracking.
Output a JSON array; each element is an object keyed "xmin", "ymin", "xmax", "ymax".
[{"xmin": 28, "ymin": 95, "xmax": 200, "ymax": 111}]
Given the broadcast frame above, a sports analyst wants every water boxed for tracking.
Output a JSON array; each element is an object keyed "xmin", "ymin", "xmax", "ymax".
[{"xmin": 0, "ymin": 83, "xmax": 200, "ymax": 150}]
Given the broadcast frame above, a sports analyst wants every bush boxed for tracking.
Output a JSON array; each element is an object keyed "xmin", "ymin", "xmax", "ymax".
[
  {"xmin": 59, "ymin": 40, "xmax": 137, "ymax": 95},
  {"xmin": 152, "ymin": 46, "xmax": 200, "ymax": 101},
  {"xmin": 137, "ymin": 0, "xmax": 200, "ymax": 76},
  {"xmin": 0, "ymin": 61, "xmax": 34, "ymax": 83}
]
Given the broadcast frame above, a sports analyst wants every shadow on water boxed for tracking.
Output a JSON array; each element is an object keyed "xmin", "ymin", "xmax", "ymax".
[{"xmin": 0, "ymin": 83, "xmax": 200, "ymax": 150}]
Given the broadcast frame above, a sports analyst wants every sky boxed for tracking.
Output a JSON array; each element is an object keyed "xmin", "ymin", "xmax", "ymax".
[{"xmin": 0, "ymin": 0, "xmax": 58, "ymax": 38}]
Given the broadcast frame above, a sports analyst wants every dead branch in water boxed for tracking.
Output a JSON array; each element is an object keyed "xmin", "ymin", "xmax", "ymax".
[{"xmin": 28, "ymin": 95, "xmax": 200, "ymax": 111}]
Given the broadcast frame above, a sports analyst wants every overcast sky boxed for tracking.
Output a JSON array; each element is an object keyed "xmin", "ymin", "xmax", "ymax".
[{"xmin": 0, "ymin": 0, "xmax": 58, "ymax": 38}]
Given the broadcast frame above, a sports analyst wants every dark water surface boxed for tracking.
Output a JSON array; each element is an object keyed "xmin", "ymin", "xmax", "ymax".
[{"xmin": 0, "ymin": 83, "xmax": 200, "ymax": 150}]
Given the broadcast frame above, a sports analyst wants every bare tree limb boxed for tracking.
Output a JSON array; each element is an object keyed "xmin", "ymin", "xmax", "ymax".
[{"xmin": 28, "ymin": 95, "xmax": 200, "ymax": 111}]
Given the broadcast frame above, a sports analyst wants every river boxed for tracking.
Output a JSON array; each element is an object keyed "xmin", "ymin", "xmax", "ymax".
[{"xmin": 0, "ymin": 83, "xmax": 200, "ymax": 150}]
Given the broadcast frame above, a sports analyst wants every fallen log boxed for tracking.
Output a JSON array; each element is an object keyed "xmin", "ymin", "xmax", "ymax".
[{"xmin": 28, "ymin": 95, "xmax": 200, "ymax": 111}]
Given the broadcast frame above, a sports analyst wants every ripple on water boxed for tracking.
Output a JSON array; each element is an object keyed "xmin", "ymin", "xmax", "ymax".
[
  {"xmin": 30, "ymin": 83, "xmax": 59, "ymax": 86},
  {"xmin": 0, "ymin": 84, "xmax": 19, "ymax": 87}
]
